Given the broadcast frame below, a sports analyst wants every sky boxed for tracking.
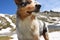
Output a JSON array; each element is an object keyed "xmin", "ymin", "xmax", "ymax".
[{"xmin": 0, "ymin": 0, "xmax": 60, "ymax": 15}]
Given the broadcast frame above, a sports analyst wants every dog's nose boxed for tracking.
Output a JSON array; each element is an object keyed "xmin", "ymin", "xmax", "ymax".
[{"xmin": 35, "ymin": 4, "xmax": 41, "ymax": 9}]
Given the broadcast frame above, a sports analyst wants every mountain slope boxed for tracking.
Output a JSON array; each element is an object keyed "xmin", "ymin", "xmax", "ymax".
[
  {"xmin": 0, "ymin": 13, "xmax": 60, "ymax": 40},
  {"xmin": 0, "ymin": 14, "xmax": 16, "ymax": 30},
  {"xmin": 0, "ymin": 13, "xmax": 60, "ymax": 32}
]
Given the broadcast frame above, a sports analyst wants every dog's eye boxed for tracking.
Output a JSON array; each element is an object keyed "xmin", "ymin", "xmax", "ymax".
[
  {"xmin": 20, "ymin": 2, "xmax": 27, "ymax": 7},
  {"xmin": 26, "ymin": 2, "xmax": 31, "ymax": 4},
  {"xmin": 26, "ymin": 1, "xmax": 32, "ymax": 4},
  {"xmin": 20, "ymin": 1, "xmax": 31, "ymax": 7}
]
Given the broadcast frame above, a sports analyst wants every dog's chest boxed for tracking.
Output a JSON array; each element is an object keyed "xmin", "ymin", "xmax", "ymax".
[
  {"xmin": 20, "ymin": 19, "xmax": 31, "ymax": 33},
  {"xmin": 17, "ymin": 17, "xmax": 33, "ymax": 39}
]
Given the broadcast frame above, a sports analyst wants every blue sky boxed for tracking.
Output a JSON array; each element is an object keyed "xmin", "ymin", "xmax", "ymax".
[{"xmin": 0, "ymin": 0, "xmax": 60, "ymax": 14}]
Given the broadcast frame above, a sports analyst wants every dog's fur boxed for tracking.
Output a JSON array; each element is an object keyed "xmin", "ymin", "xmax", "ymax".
[{"xmin": 15, "ymin": 0, "xmax": 49, "ymax": 40}]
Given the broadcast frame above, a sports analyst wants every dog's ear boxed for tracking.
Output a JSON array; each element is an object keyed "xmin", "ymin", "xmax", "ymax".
[{"xmin": 14, "ymin": 0, "xmax": 22, "ymax": 5}]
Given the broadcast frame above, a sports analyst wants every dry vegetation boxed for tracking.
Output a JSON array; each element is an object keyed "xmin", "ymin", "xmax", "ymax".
[{"xmin": 0, "ymin": 36, "xmax": 12, "ymax": 40}]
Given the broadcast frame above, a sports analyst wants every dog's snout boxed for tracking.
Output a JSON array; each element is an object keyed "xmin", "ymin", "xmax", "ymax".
[{"xmin": 35, "ymin": 4, "xmax": 41, "ymax": 9}]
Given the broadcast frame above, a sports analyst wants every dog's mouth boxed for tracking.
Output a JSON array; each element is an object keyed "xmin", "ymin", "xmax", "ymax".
[
  {"xmin": 27, "ymin": 10, "xmax": 39, "ymax": 14},
  {"xmin": 27, "ymin": 8, "xmax": 40, "ymax": 14},
  {"xmin": 34, "ymin": 9, "xmax": 40, "ymax": 13},
  {"xmin": 27, "ymin": 11, "xmax": 33, "ymax": 14}
]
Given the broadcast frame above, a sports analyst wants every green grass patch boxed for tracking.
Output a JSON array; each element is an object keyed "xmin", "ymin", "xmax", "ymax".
[{"xmin": 0, "ymin": 36, "xmax": 12, "ymax": 40}]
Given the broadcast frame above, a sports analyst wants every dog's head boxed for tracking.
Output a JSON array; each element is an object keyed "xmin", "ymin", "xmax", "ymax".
[
  {"xmin": 15, "ymin": 0, "xmax": 41, "ymax": 19},
  {"xmin": 15, "ymin": 0, "xmax": 41, "ymax": 13}
]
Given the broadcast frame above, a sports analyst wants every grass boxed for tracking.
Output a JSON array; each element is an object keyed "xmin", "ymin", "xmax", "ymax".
[
  {"xmin": 0, "ymin": 36, "xmax": 13, "ymax": 40},
  {"xmin": 49, "ymin": 29, "xmax": 60, "ymax": 32}
]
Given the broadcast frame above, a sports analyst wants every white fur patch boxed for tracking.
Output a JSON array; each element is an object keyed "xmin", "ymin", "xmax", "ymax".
[{"xmin": 16, "ymin": 15, "xmax": 40, "ymax": 39}]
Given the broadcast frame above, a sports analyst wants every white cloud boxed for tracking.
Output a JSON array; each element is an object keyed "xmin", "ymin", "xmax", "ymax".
[
  {"xmin": 52, "ymin": 8, "xmax": 60, "ymax": 12},
  {"xmin": 38, "ymin": 0, "xmax": 60, "ymax": 11}
]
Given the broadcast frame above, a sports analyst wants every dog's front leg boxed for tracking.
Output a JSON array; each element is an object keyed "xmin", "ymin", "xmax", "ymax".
[
  {"xmin": 43, "ymin": 32, "xmax": 49, "ymax": 40},
  {"xmin": 31, "ymin": 26, "xmax": 39, "ymax": 40},
  {"xmin": 33, "ymin": 34, "xmax": 39, "ymax": 40}
]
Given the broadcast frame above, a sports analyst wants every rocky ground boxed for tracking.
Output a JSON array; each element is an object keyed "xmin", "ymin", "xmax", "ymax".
[
  {"xmin": 0, "ymin": 13, "xmax": 60, "ymax": 40},
  {"xmin": 10, "ymin": 31, "xmax": 60, "ymax": 40}
]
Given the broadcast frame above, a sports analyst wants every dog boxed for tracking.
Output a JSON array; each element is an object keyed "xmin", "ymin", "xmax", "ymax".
[{"xmin": 14, "ymin": 0, "xmax": 49, "ymax": 40}]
